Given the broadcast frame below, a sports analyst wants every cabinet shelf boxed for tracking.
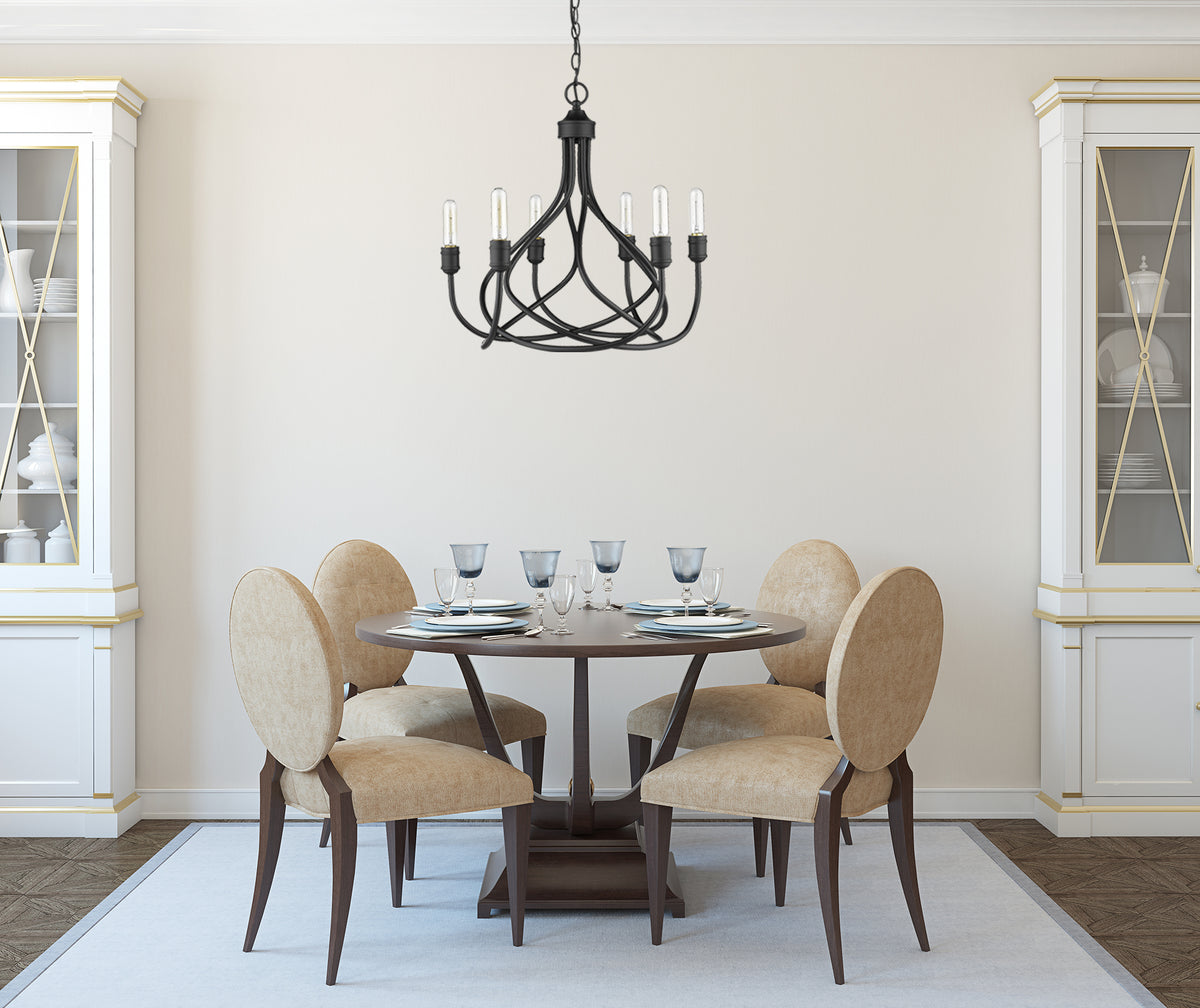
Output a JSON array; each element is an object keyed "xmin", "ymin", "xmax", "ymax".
[
  {"xmin": 0, "ymin": 220, "xmax": 77, "ymax": 233},
  {"xmin": 1098, "ymin": 402, "xmax": 1189, "ymax": 408},
  {"xmin": 1096, "ymin": 488, "xmax": 1191, "ymax": 495},
  {"xmin": 0, "ymin": 312, "xmax": 75, "ymax": 319},
  {"xmin": 1098, "ymin": 312, "xmax": 1189, "ymax": 320},
  {"xmin": 8, "ymin": 488, "xmax": 77, "ymax": 495},
  {"xmin": 0, "ymin": 403, "xmax": 76, "ymax": 409},
  {"xmin": 1099, "ymin": 220, "xmax": 1192, "ymax": 229}
]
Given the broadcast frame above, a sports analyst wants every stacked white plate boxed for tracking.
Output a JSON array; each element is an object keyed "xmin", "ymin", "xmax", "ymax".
[
  {"xmin": 34, "ymin": 277, "xmax": 75, "ymax": 313},
  {"xmin": 1100, "ymin": 381, "xmax": 1185, "ymax": 403},
  {"xmin": 1098, "ymin": 452, "xmax": 1163, "ymax": 489}
]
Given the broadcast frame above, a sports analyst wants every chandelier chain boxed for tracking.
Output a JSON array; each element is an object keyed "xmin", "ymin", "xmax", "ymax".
[{"xmin": 566, "ymin": 0, "xmax": 588, "ymax": 106}]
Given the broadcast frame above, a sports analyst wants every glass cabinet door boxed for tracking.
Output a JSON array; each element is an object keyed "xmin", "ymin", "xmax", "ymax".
[
  {"xmin": 0, "ymin": 147, "xmax": 80, "ymax": 566},
  {"xmin": 1094, "ymin": 147, "xmax": 1194, "ymax": 567}
]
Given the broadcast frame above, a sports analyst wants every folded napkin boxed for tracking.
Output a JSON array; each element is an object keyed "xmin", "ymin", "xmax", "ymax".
[{"xmin": 387, "ymin": 626, "xmax": 482, "ymax": 639}]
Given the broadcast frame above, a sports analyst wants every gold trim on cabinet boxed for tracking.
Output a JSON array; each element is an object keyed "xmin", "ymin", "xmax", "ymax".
[
  {"xmin": 94, "ymin": 646, "xmax": 111, "ymax": 650},
  {"xmin": 92, "ymin": 792, "xmax": 112, "ymax": 799},
  {"xmin": 0, "ymin": 608, "xmax": 143, "ymax": 626},
  {"xmin": 1062, "ymin": 792, "xmax": 1084, "ymax": 799},
  {"xmin": 1039, "ymin": 582, "xmax": 1200, "ymax": 593},
  {"xmin": 1063, "ymin": 645, "xmax": 1082, "ymax": 650},
  {"xmin": 0, "ymin": 583, "xmax": 137, "ymax": 593},
  {"xmin": 0, "ymin": 792, "xmax": 139, "ymax": 815},
  {"xmin": 1038, "ymin": 791, "xmax": 1200, "ymax": 814},
  {"xmin": 1033, "ymin": 79, "xmax": 1200, "ymax": 118},
  {"xmin": 1035, "ymin": 609, "xmax": 1200, "ymax": 625}
]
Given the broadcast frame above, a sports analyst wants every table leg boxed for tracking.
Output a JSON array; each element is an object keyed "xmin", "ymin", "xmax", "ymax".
[{"xmin": 569, "ymin": 657, "xmax": 594, "ymax": 836}]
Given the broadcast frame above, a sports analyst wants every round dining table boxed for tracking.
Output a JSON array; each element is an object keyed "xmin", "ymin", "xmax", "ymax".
[{"xmin": 356, "ymin": 604, "xmax": 806, "ymax": 918}]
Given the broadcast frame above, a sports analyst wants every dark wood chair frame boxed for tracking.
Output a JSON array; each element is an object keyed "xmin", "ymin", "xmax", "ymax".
[
  {"xmin": 627, "ymin": 674, "xmax": 853, "ymax": 877},
  {"xmin": 315, "ymin": 677, "xmax": 546, "ymax": 874},
  {"xmin": 642, "ymin": 750, "xmax": 929, "ymax": 985},
  {"xmin": 244, "ymin": 748, "xmax": 532, "ymax": 985}
]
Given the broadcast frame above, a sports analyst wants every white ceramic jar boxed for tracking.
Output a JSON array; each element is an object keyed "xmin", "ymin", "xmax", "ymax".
[
  {"xmin": 3, "ymin": 520, "xmax": 41, "ymax": 563},
  {"xmin": 43, "ymin": 520, "xmax": 74, "ymax": 563},
  {"xmin": 16, "ymin": 422, "xmax": 77, "ymax": 489},
  {"xmin": 1119, "ymin": 255, "xmax": 1170, "ymax": 315},
  {"xmin": 0, "ymin": 248, "xmax": 36, "ymax": 313}
]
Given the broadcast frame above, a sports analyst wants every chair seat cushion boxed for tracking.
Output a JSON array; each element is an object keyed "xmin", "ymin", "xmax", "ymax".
[
  {"xmin": 626, "ymin": 683, "xmax": 829, "ymax": 750},
  {"xmin": 281, "ymin": 735, "xmax": 533, "ymax": 823},
  {"xmin": 639, "ymin": 735, "xmax": 893, "ymax": 823},
  {"xmin": 341, "ymin": 685, "xmax": 546, "ymax": 748}
]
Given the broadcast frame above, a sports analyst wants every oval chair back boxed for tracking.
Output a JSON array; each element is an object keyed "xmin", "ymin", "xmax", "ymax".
[
  {"xmin": 756, "ymin": 539, "xmax": 861, "ymax": 690},
  {"xmin": 230, "ymin": 567, "xmax": 343, "ymax": 772},
  {"xmin": 313, "ymin": 540, "xmax": 418, "ymax": 692},
  {"xmin": 825, "ymin": 566, "xmax": 943, "ymax": 772}
]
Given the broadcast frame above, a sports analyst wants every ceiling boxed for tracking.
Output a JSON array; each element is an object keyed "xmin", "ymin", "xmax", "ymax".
[{"xmin": 0, "ymin": 0, "xmax": 1198, "ymax": 44}]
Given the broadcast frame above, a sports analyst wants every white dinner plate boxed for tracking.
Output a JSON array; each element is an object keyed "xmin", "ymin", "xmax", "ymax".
[
  {"xmin": 654, "ymin": 615, "xmax": 743, "ymax": 628},
  {"xmin": 638, "ymin": 598, "xmax": 713, "ymax": 608},
  {"xmin": 424, "ymin": 614, "xmax": 514, "ymax": 627}
]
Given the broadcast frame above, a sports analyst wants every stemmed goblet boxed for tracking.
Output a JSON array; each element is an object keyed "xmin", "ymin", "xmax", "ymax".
[
  {"xmin": 449, "ymin": 543, "xmax": 487, "ymax": 616},
  {"xmin": 667, "ymin": 546, "xmax": 707, "ymax": 613},
  {"xmin": 520, "ymin": 549, "xmax": 561, "ymax": 630},
  {"xmin": 577, "ymin": 559, "xmax": 599, "ymax": 610},
  {"xmin": 433, "ymin": 567, "xmax": 459, "ymax": 616},
  {"xmin": 699, "ymin": 566, "xmax": 724, "ymax": 617},
  {"xmin": 589, "ymin": 539, "xmax": 626, "ymax": 612},
  {"xmin": 549, "ymin": 574, "xmax": 576, "ymax": 635}
]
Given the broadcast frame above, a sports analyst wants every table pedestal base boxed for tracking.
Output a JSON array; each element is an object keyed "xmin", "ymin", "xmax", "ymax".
[{"xmin": 477, "ymin": 826, "xmax": 685, "ymax": 918}]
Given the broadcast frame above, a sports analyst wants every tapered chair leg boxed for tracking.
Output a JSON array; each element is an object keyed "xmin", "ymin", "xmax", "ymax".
[
  {"xmin": 318, "ymin": 759, "xmax": 357, "ymax": 986},
  {"xmin": 752, "ymin": 818, "xmax": 768, "ymax": 877},
  {"xmin": 815, "ymin": 757, "xmax": 854, "ymax": 985},
  {"xmin": 769, "ymin": 820, "xmax": 792, "ymax": 907},
  {"xmin": 501, "ymin": 803, "xmax": 532, "ymax": 947},
  {"xmin": 404, "ymin": 817, "xmax": 418, "ymax": 881},
  {"xmin": 643, "ymin": 802, "xmax": 673, "ymax": 945},
  {"xmin": 888, "ymin": 751, "xmax": 930, "ymax": 951},
  {"xmin": 244, "ymin": 752, "xmax": 286, "ymax": 953},
  {"xmin": 841, "ymin": 818, "xmax": 853, "ymax": 846},
  {"xmin": 628, "ymin": 734, "xmax": 651, "ymax": 786},
  {"xmin": 385, "ymin": 820, "xmax": 410, "ymax": 907},
  {"xmin": 521, "ymin": 735, "xmax": 546, "ymax": 795},
  {"xmin": 318, "ymin": 817, "xmax": 331, "ymax": 848}
]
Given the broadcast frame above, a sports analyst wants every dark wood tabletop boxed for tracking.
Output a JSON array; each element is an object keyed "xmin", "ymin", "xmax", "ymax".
[{"xmin": 355, "ymin": 604, "xmax": 806, "ymax": 658}]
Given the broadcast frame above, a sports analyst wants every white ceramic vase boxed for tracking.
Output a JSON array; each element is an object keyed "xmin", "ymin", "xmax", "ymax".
[
  {"xmin": 0, "ymin": 248, "xmax": 36, "ymax": 313},
  {"xmin": 3, "ymin": 520, "xmax": 41, "ymax": 563},
  {"xmin": 17, "ymin": 422, "xmax": 78, "ymax": 490},
  {"xmin": 43, "ymin": 520, "xmax": 74, "ymax": 563}
]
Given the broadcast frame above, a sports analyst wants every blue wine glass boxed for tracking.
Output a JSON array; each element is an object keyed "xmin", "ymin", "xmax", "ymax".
[
  {"xmin": 520, "ymin": 549, "xmax": 561, "ymax": 629},
  {"xmin": 667, "ymin": 546, "xmax": 706, "ymax": 613},
  {"xmin": 589, "ymin": 539, "xmax": 626, "ymax": 611},
  {"xmin": 449, "ymin": 543, "xmax": 487, "ymax": 616}
]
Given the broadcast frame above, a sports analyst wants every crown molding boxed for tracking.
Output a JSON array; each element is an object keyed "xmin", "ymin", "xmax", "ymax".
[{"xmin": 1, "ymin": 1, "xmax": 1199, "ymax": 45}]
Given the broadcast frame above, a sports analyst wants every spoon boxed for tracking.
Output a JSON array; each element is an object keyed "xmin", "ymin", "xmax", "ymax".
[{"xmin": 483, "ymin": 625, "xmax": 545, "ymax": 641}]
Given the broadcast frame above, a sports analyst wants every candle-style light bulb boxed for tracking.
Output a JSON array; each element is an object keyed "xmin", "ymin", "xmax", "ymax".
[
  {"xmin": 491, "ymin": 187, "xmax": 508, "ymax": 241},
  {"xmin": 689, "ymin": 188, "xmax": 705, "ymax": 236},
  {"xmin": 652, "ymin": 185, "xmax": 669, "ymax": 238},
  {"xmin": 529, "ymin": 194, "xmax": 543, "ymax": 230},
  {"xmin": 620, "ymin": 191, "xmax": 634, "ymax": 235},
  {"xmin": 443, "ymin": 199, "xmax": 457, "ymax": 246}
]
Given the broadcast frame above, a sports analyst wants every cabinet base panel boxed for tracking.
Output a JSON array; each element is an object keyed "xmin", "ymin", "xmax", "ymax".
[
  {"xmin": 1036, "ymin": 792, "xmax": 1200, "ymax": 836},
  {"xmin": 0, "ymin": 794, "xmax": 142, "ymax": 838}
]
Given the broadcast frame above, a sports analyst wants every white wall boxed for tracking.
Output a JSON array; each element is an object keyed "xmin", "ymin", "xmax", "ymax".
[{"xmin": 5, "ymin": 42, "xmax": 1197, "ymax": 816}]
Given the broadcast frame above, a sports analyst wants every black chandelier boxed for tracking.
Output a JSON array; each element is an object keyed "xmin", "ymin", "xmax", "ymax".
[{"xmin": 440, "ymin": 0, "xmax": 707, "ymax": 352}]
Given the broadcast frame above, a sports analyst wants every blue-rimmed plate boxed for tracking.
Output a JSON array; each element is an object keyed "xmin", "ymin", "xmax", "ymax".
[
  {"xmin": 412, "ymin": 617, "xmax": 529, "ymax": 633},
  {"xmin": 637, "ymin": 618, "xmax": 758, "ymax": 635},
  {"xmin": 625, "ymin": 599, "xmax": 731, "ymax": 614},
  {"xmin": 422, "ymin": 599, "xmax": 527, "ymax": 614}
]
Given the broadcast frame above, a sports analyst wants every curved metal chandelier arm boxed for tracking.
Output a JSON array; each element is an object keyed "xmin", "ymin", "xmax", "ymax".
[
  {"xmin": 619, "ymin": 262, "xmax": 702, "ymax": 350},
  {"xmin": 447, "ymin": 274, "xmax": 492, "ymax": 340}
]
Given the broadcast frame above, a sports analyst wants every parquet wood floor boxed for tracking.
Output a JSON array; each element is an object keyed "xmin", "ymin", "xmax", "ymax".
[{"xmin": 0, "ymin": 818, "xmax": 1196, "ymax": 1006}]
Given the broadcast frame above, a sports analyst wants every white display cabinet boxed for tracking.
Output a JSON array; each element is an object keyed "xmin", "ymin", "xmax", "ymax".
[
  {"xmin": 1034, "ymin": 79, "xmax": 1200, "ymax": 836},
  {"xmin": 0, "ymin": 80, "xmax": 143, "ymax": 837}
]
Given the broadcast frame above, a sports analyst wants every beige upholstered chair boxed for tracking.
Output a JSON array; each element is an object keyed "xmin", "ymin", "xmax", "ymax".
[
  {"xmin": 639, "ymin": 566, "xmax": 943, "ymax": 984},
  {"xmin": 230, "ymin": 567, "xmax": 533, "ymax": 985},
  {"xmin": 626, "ymin": 539, "xmax": 861, "ymax": 866},
  {"xmin": 312, "ymin": 540, "xmax": 547, "ymax": 871}
]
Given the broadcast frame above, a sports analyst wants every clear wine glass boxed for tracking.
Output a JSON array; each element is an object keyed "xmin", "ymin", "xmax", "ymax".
[
  {"xmin": 577, "ymin": 559, "xmax": 599, "ymax": 610},
  {"xmin": 589, "ymin": 539, "xmax": 626, "ymax": 611},
  {"xmin": 520, "ymin": 549, "xmax": 561, "ymax": 630},
  {"xmin": 667, "ymin": 546, "xmax": 707, "ymax": 613},
  {"xmin": 549, "ymin": 574, "xmax": 576, "ymax": 635},
  {"xmin": 699, "ymin": 566, "xmax": 724, "ymax": 617},
  {"xmin": 433, "ymin": 567, "xmax": 459, "ymax": 616},
  {"xmin": 449, "ymin": 543, "xmax": 487, "ymax": 616}
]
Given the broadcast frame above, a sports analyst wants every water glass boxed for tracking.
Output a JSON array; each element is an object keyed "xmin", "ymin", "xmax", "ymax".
[
  {"xmin": 433, "ymin": 567, "xmax": 459, "ymax": 615},
  {"xmin": 589, "ymin": 539, "xmax": 626, "ymax": 611},
  {"xmin": 577, "ymin": 559, "xmax": 599, "ymax": 609},
  {"xmin": 449, "ymin": 543, "xmax": 487, "ymax": 615},
  {"xmin": 667, "ymin": 546, "xmax": 706, "ymax": 612},
  {"xmin": 699, "ymin": 566, "xmax": 724, "ymax": 616},
  {"xmin": 520, "ymin": 549, "xmax": 561, "ymax": 629},
  {"xmin": 549, "ymin": 574, "xmax": 576, "ymax": 635}
]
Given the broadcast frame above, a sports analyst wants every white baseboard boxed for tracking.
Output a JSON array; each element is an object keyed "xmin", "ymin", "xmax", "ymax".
[{"xmin": 136, "ymin": 787, "xmax": 1039, "ymax": 822}]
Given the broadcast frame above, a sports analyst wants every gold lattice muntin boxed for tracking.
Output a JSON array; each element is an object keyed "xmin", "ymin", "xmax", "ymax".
[
  {"xmin": 0, "ymin": 148, "xmax": 79, "ymax": 563},
  {"xmin": 1095, "ymin": 148, "xmax": 1194, "ymax": 565}
]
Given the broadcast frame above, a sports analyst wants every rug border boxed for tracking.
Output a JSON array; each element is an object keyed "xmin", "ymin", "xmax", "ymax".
[{"xmin": 0, "ymin": 820, "xmax": 1161, "ymax": 1007}]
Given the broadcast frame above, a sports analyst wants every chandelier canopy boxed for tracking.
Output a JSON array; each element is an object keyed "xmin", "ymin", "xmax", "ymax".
[{"xmin": 440, "ymin": 0, "xmax": 707, "ymax": 352}]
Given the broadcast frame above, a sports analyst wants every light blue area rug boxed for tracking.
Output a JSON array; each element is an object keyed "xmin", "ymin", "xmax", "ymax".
[{"xmin": 1, "ymin": 822, "xmax": 1158, "ymax": 1006}]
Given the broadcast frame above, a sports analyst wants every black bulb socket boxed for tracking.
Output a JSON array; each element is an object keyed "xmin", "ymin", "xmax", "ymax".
[
  {"xmin": 441, "ymin": 245, "xmax": 460, "ymax": 275},
  {"xmin": 490, "ymin": 239, "xmax": 511, "ymax": 271},
  {"xmin": 529, "ymin": 237, "xmax": 546, "ymax": 265},
  {"xmin": 688, "ymin": 234, "xmax": 708, "ymax": 263},
  {"xmin": 617, "ymin": 234, "xmax": 636, "ymax": 262},
  {"xmin": 650, "ymin": 235, "xmax": 672, "ymax": 269}
]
